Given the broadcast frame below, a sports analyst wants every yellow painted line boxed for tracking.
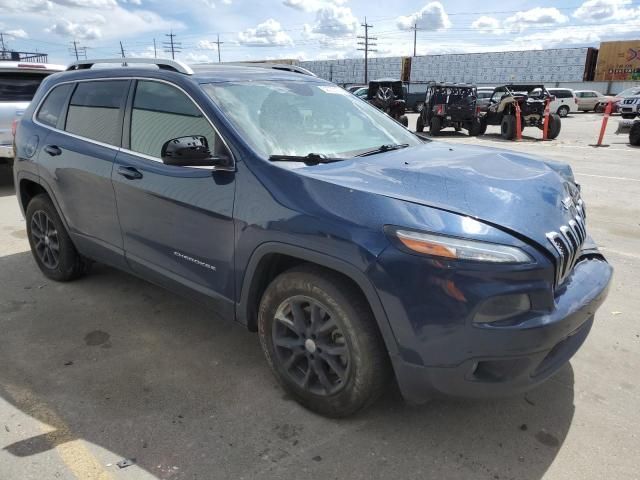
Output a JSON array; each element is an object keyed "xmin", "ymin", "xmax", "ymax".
[{"xmin": 4, "ymin": 384, "xmax": 114, "ymax": 480}]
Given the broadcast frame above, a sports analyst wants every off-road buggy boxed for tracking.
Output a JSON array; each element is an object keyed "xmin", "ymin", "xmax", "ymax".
[
  {"xmin": 366, "ymin": 78, "xmax": 409, "ymax": 127},
  {"xmin": 416, "ymin": 82, "xmax": 482, "ymax": 136},
  {"xmin": 615, "ymin": 119, "xmax": 640, "ymax": 146},
  {"xmin": 481, "ymin": 85, "xmax": 561, "ymax": 140}
]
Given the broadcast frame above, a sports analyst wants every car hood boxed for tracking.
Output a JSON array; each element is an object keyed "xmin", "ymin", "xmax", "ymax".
[{"xmin": 297, "ymin": 142, "xmax": 579, "ymax": 248}]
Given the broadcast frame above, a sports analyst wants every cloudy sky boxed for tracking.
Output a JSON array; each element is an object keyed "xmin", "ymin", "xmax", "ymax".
[{"xmin": 1, "ymin": 0, "xmax": 639, "ymax": 65}]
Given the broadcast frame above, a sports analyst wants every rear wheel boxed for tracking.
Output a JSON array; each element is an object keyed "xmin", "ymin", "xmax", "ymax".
[
  {"xmin": 630, "ymin": 122, "xmax": 640, "ymax": 146},
  {"xmin": 547, "ymin": 113, "xmax": 561, "ymax": 140},
  {"xmin": 430, "ymin": 116, "xmax": 442, "ymax": 136},
  {"xmin": 500, "ymin": 115, "xmax": 516, "ymax": 140},
  {"xmin": 258, "ymin": 265, "xmax": 390, "ymax": 417},
  {"xmin": 414, "ymin": 102, "xmax": 424, "ymax": 113},
  {"xmin": 416, "ymin": 115, "xmax": 424, "ymax": 132},
  {"xmin": 557, "ymin": 105, "xmax": 570, "ymax": 117},
  {"xmin": 399, "ymin": 115, "xmax": 409, "ymax": 127},
  {"xmin": 25, "ymin": 194, "xmax": 90, "ymax": 281},
  {"xmin": 468, "ymin": 118, "xmax": 482, "ymax": 136},
  {"xmin": 478, "ymin": 117, "xmax": 488, "ymax": 135}
]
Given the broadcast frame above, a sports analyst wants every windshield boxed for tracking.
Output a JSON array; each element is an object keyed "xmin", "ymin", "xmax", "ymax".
[
  {"xmin": 202, "ymin": 81, "xmax": 421, "ymax": 158},
  {"xmin": 0, "ymin": 72, "xmax": 50, "ymax": 102},
  {"xmin": 618, "ymin": 87, "xmax": 640, "ymax": 97}
]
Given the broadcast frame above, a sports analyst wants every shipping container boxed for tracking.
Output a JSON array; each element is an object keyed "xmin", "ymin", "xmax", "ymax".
[{"xmin": 595, "ymin": 40, "xmax": 640, "ymax": 81}]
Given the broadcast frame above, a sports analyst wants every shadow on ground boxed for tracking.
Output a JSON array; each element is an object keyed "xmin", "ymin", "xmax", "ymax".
[{"xmin": 0, "ymin": 251, "xmax": 576, "ymax": 480}]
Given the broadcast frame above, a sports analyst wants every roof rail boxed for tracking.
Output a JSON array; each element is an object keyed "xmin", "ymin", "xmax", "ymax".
[{"xmin": 66, "ymin": 58, "xmax": 193, "ymax": 75}]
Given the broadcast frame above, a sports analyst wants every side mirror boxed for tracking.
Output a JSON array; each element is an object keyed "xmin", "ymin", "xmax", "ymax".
[{"xmin": 161, "ymin": 136, "xmax": 233, "ymax": 170}]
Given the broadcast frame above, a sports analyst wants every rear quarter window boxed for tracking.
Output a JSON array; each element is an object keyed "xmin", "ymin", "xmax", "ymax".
[
  {"xmin": 550, "ymin": 90, "xmax": 573, "ymax": 98},
  {"xmin": 65, "ymin": 80, "xmax": 128, "ymax": 146},
  {"xmin": 0, "ymin": 72, "xmax": 50, "ymax": 102},
  {"xmin": 36, "ymin": 83, "xmax": 73, "ymax": 127}
]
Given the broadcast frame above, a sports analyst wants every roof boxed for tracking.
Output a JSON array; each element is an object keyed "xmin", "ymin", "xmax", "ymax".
[
  {"xmin": 428, "ymin": 82, "xmax": 476, "ymax": 88},
  {"xmin": 192, "ymin": 65, "xmax": 324, "ymax": 83},
  {"xmin": 0, "ymin": 61, "xmax": 66, "ymax": 72}
]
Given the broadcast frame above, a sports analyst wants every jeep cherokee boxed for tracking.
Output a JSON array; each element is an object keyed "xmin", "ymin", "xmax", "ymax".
[{"xmin": 13, "ymin": 59, "xmax": 612, "ymax": 417}]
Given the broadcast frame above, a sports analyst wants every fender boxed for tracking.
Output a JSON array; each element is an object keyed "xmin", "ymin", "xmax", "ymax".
[
  {"xmin": 17, "ymin": 174, "xmax": 72, "ymax": 235},
  {"xmin": 237, "ymin": 242, "xmax": 400, "ymax": 358}
]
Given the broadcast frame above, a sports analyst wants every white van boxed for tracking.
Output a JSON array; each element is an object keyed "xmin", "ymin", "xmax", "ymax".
[{"xmin": 547, "ymin": 88, "xmax": 579, "ymax": 117}]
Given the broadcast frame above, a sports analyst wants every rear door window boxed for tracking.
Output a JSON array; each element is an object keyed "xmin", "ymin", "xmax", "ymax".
[
  {"xmin": 0, "ymin": 72, "xmax": 50, "ymax": 102},
  {"xmin": 36, "ymin": 83, "xmax": 73, "ymax": 128},
  {"xmin": 65, "ymin": 80, "xmax": 129, "ymax": 146},
  {"xmin": 550, "ymin": 90, "xmax": 573, "ymax": 98}
]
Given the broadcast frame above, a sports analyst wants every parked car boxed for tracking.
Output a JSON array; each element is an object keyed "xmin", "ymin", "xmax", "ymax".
[
  {"xmin": 547, "ymin": 88, "xmax": 579, "ymax": 117},
  {"xmin": 574, "ymin": 90, "xmax": 614, "ymax": 112},
  {"xmin": 476, "ymin": 87, "xmax": 495, "ymax": 112},
  {"xmin": 416, "ymin": 82, "xmax": 482, "ymax": 136},
  {"xmin": 346, "ymin": 85, "xmax": 365, "ymax": 93},
  {"xmin": 482, "ymin": 84, "xmax": 561, "ymax": 140},
  {"xmin": 405, "ymin": 88, "xmax": 427, "ymax": 112},
  {"xmin": 611, "ymin": 86, "xmax": 640, "ymax": 114},
  {"xmin": 14, "ymin": 58, "xmax": 612, "ymax": 417},
  {"xmin": 352, "ymin": 86, "xmax": 368, "ymax": 98},
  {"xmin": 366, "ymin": 78, "xmax": 408, "ymax": 126},
  {"xmin": 0, "ymin": 61, "xmax": 65, "ymax": 168},
  {"xmin": 617, "ymin": 95, "xmax": 640, "ymax": 119}
]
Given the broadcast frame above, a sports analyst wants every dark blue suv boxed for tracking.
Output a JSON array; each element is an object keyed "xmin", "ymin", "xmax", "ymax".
[{"xmin": 13, "ymin": 59, "xmax": 612, "ymax": 417}]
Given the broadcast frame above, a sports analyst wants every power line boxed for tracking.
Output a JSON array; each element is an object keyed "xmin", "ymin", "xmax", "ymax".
[
  {"xmin": 69, "ymin": 40, "xmax": 87, "ymax": 61},
  {"xmin": 357, "ymin": 17, "xmax": 377, "ymax": 84},
  {"xmin": 163, "ymin": 31, "xmax": 181, "ymax": 60}
]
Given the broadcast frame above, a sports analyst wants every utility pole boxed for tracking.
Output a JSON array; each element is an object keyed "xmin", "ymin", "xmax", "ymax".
[
  {"xmin": 412, "ymin": 23, "xmax": 420, "ymax": 57},
  {"xmin": 0, "ymin": 33, "xmax": 6, "ymax": 52},
  {"xmin": 68, "ymin": 40, "xmax": 87, "ymax": 61},
  {"xmin": 119, "ymin": 41, "xmax": 126, "ymax": 58},
  {"xmin": 357, "ymin": 17, "xmax": 377, "ymax": 84},
  {"xmin": 163, "ymin": 31, "xmax": 181, "ymax": 60},
  {"xmin": 153, "ymin": 38, "xmax": 157, "ymax": 58},
  {"xmin": 214, "ymin": 34, "xmax": 223, "ymax": 63}
]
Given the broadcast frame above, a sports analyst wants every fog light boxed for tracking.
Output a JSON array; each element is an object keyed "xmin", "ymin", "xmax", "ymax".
[{"xmin": 473, "ymin": 294, "xmax": 531, "ymax": 324}]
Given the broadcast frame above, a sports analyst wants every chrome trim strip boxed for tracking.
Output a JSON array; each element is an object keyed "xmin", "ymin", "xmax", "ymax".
[{"xmin": 31, "ymin": 76, "xmax": 235, "ymax": 171}]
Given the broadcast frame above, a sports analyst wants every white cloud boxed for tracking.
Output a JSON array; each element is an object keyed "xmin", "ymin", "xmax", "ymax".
[
  {"xmin": 183, "ymin": 52, "xmax": 213, "ymax": 63},
  {"xmin": 55, "ymin": 0, "xmax": 117, "ymax": 7},
  {"xmin": 197, "ymin": 39, "xmax": 219, "ymax": 50},
  {"xmin": 5, "ymin": 28, "xmax": 29, "ymax": 39},
  {"xmin": 471, "ymin": 16, "xmax": 501, "ymax": 34},
  {"xmin": 0, "ymin": 0, "xmax": 52, "ymax": 13},
  {"xmin": 238, "ymin": 19, "xmax": 293, "ymax": 46},
  {"xmin": 308, "ymin": 5, "xmax": 358, "ymax": 37},
  {"xmin": 282, "ymin": 0, "xmax": 345, "ymax": 12},
  {"xmin": 503, "ymin": 7, "xmax": 569, "ymax": 33},
  {"xmin": 396, "ymin": 2, "xmax": 451, "ymax": 31},
  {"xmin": 573, "ymin": 0, "xmax": 640, "ymax": 21},
  {"xmin": 513, "ymin": 21, "xmax": 640, "ymax": 49},
  {"xmin": 48, "ymin": 19, "xmax": 103, "ymax": 40}
]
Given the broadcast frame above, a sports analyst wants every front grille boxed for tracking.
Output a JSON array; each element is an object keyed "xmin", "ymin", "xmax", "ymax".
[{"xmin": 546, "ymin": 210, "xmax": 586, "ymax": 286}]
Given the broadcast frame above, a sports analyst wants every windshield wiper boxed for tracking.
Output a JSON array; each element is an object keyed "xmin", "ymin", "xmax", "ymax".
[
  {"xmin": 269, "ymin": 153, "xmax": 345, "ymax": 166},
  {"xmin": 355, "ymin": 144, "xmax": 410, "ymax": 157}
]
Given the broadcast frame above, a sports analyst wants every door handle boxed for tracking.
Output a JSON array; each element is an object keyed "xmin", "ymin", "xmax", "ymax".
[
  {"xmin": 117, "ymin": 165, "xmax": 143, "ymax": 180},
  {"xmin": 44, "ymin": 145, "xmax": 62, "ymax": 156}
]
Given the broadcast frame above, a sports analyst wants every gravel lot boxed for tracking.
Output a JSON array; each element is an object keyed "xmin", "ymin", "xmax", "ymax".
[{"xmin": 0, "ymin": 112, "xmax": 638, "ymax": 480}]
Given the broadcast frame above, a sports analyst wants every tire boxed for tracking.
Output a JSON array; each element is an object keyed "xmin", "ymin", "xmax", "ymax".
[
  {"xmin": 630, "ymin": 122, "xmax": 640, "ymax": 146},
  {"xmin": 621, "ymin": 114, "xmax": 637, "ymax": 120},
  {"xmin": 547, "ymin": 113, "xmax": 561, "ymax": 140},
  {"xmin": 414, "ymin": 102, "xmax": 424, "ymax": 113},
  {"xmin": 500, "ymin": 115, "xmax": 516, "ymax": 140},
  {"xmin": 468, "ymin": 118, "xmax": 482, "ymax": 136},
  {"xmin": 430, "ymin": 116, "xmax": 442, "ymax": 136},
  {"xmin": 399, "ymin": 115, "xmax": 409, "ymax": 127},
  {"xmin": 557, "ymin": 105, "xmax": 570, "ymax": 117},
  {"xmin": 478, "ymin": 117, "xmax": 488, "ymax": 135},
  {"xmin": 258, "ymin": 265, "xmax": 390, "ymax": 417},
  {"xmin": 416, "ymin": 114, "xmax": 424, "ymax": 133},
  {"xmin": 25, "ymin": 194, "xmax": 90, "ymax": 282}
]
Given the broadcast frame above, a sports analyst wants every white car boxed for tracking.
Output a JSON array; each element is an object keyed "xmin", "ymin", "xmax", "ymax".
[
  {"xmin": 547, "ymin": 88, "xmax": 579, "ymax": 118},
  {"xmin": 574, "ymin": 90, "xmax": 614, "ymax": 112},
  {"xmin": 0, "ymin": 61, "xmax": 65, "ymax": 166}
]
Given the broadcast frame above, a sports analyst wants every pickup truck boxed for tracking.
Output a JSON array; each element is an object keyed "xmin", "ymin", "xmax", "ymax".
[{"xmin": 1, "ymin": 62, "xmax": 65, "ymax": 167}]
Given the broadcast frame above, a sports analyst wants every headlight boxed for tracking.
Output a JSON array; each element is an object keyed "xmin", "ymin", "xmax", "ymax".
[{"xmin": 389, "ymin": 228, "xmax": 533, "ymax": 264}]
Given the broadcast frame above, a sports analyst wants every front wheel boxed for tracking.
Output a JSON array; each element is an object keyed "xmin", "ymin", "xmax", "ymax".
[
  {"xmin": 547, "ymin": 113, "xmax": 562, "ymax": 139},
  {"xmin": 500, "ymin": 114, "xmax": 516, "ymax": 140},
  {"xmin": 557, "ymin": 105, "xmax": 570, "ymax": 117},
  {"xmin": 26, "ymin": 194, "xmax": 90, "ymax": 281},
  {"xmin": 258, "ymin": 265, "xmax": 390, "ymax": 417},
  {"xmin": 399, "ymin": 115, "xmax": 409, "ymax": 127}
]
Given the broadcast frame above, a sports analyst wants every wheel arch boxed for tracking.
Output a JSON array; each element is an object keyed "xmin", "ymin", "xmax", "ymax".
[
  {"xmin": 18, "ymin": 175, "xmax": 70, "ymax": 232},
  {"xmin": 237, "ymin": 242, "xmax": 399, "ymax": 358}
]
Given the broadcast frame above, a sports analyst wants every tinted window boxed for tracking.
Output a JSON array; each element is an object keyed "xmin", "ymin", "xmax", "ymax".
[
  {"xmin": 550, "ymin": 90, "xmax": 573, "ymax": 98},
  {"xmin": 477, "ymin": 91, "xmax": 493, "ymax": 99},
  {"xmin": 130, "ymin": 81, "xmax": 219, "ymax": 158},
  {"xmin": 65, "ymin": 80, "xmax": 128, "ymax": 145},
  {"xmin": 0, "ymin": 72, "xmax": 50, "ymax": 102},
  {"xmin": 36, "ymin": 83, "xmax": 73, "ymax": 127}
]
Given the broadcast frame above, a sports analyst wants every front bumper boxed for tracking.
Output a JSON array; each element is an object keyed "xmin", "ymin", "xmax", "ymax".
[
  {"xmin": 0, "ymin": 144, "xmax": 14, "ymax": 159},
  {"xmin": 374, "ymin": 252, "xmax": 612, "ymax": 403}
]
